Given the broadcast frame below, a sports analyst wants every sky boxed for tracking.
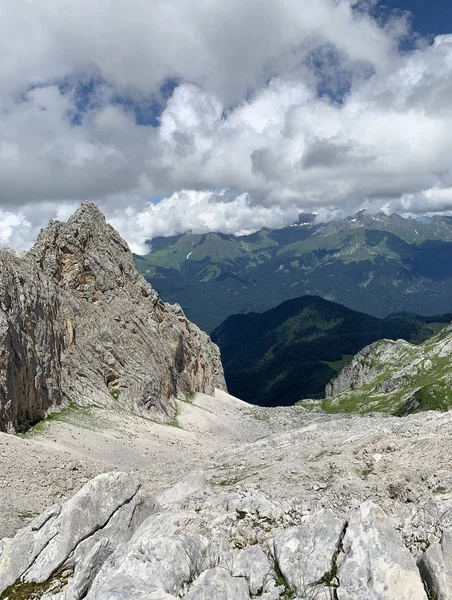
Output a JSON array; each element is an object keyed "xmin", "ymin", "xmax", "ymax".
[{"xmin": 1, "ymin": 0, "xmax": 452, "ymax": 253}]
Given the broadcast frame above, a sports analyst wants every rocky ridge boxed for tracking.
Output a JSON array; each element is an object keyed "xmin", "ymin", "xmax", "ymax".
[{"xmin": 0, "ymin": 203, "xmax": 225, "ymax": 433}]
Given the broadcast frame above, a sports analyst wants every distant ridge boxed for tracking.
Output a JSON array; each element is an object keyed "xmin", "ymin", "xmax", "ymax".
[
  {"xmin": 135, "ymin": 211, "xmax": 452, "ymax": 332},
  {"xmin": 211, "ymin": 295, "xmax": 444, "ymax": 407}
]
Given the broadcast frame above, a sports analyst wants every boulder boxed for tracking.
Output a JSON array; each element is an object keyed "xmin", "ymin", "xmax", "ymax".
[
  {"xmin": 231, "ymin": 545, "xmax": 274, "ymax": 596},
  {"xmin": 273, "ymin": 509, "xmax": 345, "ymax": 592},
  {"xmin": 86, "ymin": 532, "xmax": 210, "ymax": 599},
  {"xmin": 418, "ymin": 531, "xmax": 452, "ymax": 600},
  {"xmin": 338, "ymin": 501, "xmax": 427, "ymax": 600},
  {"xmin": 183, "ymin": 568, "xmax": 250, "ymax": 600},
  {"xmin": 0, "ymin": 473, "xmax": 157, "ymax": 598}
]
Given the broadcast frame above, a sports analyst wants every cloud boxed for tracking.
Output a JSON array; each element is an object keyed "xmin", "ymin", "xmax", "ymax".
[
  {"xmin": 107, "ymin": 190, "xmax": 303, "ymax": 254},
  {"xmin": 1, "ymin": 0, "xmax": 452, "ymax": 252}
]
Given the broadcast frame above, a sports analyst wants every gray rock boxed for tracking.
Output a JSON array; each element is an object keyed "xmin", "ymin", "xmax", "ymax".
[
  {"xmin": 87, "ymin": 575, "xmax": 178, "ymax": 600},
  {"xmin": 157, "ymin": 472, "xmax": 210, "ymax": 510},
  {"xmin": 87, "ymin": 533, "xmax": 210, "ymax": 599},
  {"xmin": 338, "ymin": 501, "xmax": 427, "ymax": 600},
  {"xmin": 418, "ymin": 531, "xmax": 452, "ymax": 600},
  {"xmin": 0, "ymin": 472, "xmax": 156, "ymax": 596},
  {"xmin": 0, "ymin": 202, "xmax": 225, "ymax": 433},
  {"xmin": 231, "ymin": 545, "xmax": 274, "ymax": 596},
  {"xmin": 273, "ymin": 509, "xmax": 345, "ymax": 592},
  {"xmin": 183, "ymin": 568, "xmax": 250, "ymax": 600}
]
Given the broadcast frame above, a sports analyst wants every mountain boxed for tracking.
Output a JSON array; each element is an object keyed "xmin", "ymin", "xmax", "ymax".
[
  {"xmin": 211, "ymin": 295, "xmax": 445, "ymax": 407},
  {"xmin": 0, "ymin": 203, "xmax": 225, "ymax": 433},
  {"xmin": 324, "ymin": 324, "xmax": 452, "ymax": 416},
  {"xmin": 135, "ymin": 211, "xmax": 452, "ymax": 332}
]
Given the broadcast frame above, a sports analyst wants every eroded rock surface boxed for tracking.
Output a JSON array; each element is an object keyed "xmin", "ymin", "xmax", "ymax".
[
  {"xmin": 2, "ymin": 467, "xmax": 447, "ymax": 600},
  {"xmin": 0, "ymin": 203, "xmax": 225, "ymax": 432}
]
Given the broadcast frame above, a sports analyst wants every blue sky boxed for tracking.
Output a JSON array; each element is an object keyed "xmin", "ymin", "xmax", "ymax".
[
  {"xmin": 1, "ymin": 0, "xmax": 452, "ymax": 252},
  {"xmin": 383, "ymin": 0, "xmax": 452, "ymax": 36}
]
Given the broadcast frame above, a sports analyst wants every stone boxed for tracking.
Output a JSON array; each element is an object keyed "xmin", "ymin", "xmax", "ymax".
[
  {"xmin": 86, "ymin": 533, "xmax": 210, "ymax": 599},
  {"xmin": 231, "ymin": 545, "xmax": 274, "ymax": 596},
  {"xmin": 418, "ymin": 531, "xmax": 452, "ymax": 600},
  {"xmin": 183, "ymin": 568, "xmax": 250, "ymax": 600},
  {"xmin": 273, "ymin": 509, "xmax": 345, "ymax": 592},
  {"xmin": 0, "ymin": 202, "xmax": 225, "ymax": 433},
  {"xmin": 157, "ymin": 472, "xmax": 210, "ymax": 510},
  {"xmin": 0, "ymin": 473, "xmax": 157, "ymax": 597},
  {"xmin": 338, "ymin": 501, "xmax": 427, "ymax": 600}
]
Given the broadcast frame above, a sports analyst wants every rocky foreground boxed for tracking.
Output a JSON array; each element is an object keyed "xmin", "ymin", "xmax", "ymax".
[{"xmin": 2, "ymin": 390, "xmax": 452, "ymax": 599}]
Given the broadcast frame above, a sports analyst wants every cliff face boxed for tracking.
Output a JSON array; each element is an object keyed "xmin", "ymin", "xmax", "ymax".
[{"xmin": 0, "ymin": 203, "xmax": 225, "ymax": 432}]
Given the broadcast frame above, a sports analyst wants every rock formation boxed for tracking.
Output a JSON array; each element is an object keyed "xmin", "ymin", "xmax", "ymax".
[
  {"xmin": 324, "ymin": 325, "xmax": 452, "ymax": 414},
  {"xmin": 1, "ymin": 469, "xmax": 448, "ymax": 599},
  {"xmin": 0, "ymin": 203, "xmax": 225, "ymax": 432}
]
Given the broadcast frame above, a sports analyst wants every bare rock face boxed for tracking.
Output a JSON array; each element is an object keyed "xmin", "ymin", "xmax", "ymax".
[
  {"xmin": 0, "ymin": 203, "xmax": 225, "ymax": 432},
  {"xmin": 0, "ymin": 472, "xmax": 434, "ymax": 600}
]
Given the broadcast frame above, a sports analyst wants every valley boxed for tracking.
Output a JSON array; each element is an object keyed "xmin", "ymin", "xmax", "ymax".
[{"xmin": 211, "ymin": 295, "xmax": 447, "ymax": 406}]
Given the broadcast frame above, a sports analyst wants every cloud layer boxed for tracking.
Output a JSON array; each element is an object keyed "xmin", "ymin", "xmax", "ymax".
[{"xmin": 1, "ymin": 0, "xmax": 452, "ymax": 252}]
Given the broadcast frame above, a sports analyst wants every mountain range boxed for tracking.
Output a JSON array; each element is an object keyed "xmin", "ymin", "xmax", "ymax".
[
  {"xmin": 135, "ymin": 211, "xmax": 452, "ymax": 332},
  {"xmin": 211, "ymin": 295, "xmax": 450, "ymax": 406}
]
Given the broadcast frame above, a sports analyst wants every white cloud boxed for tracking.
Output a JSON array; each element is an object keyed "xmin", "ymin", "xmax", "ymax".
[
  {"xmin": 0, "ymin": 0, "xmax": 452, "ymax": 252},
  {"xmin": 108, "ymin": 190, "xmax": 303, "ymax": 254}
]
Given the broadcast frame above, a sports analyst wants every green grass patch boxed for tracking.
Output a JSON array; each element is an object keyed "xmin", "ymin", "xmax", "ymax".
[
  {"xmin": 322, "ymin": 354, "xmax": 354, "ymax": 372},
  {"xmin": 0, "ymin": 569, "xmax": 72, "ymax": 600},
  {"xmin": 427, "ymin": 322, "xmax": 449, "ymax": 336}
]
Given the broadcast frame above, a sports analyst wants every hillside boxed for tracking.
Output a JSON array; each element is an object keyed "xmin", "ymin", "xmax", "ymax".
[
  {"xmin": 324, "ymin": 324, "xmax": 452, "ymax": 415},
  {"xmin": 211, "ymin": 295, "xmax": 443, "ymax": 406},
  {"xmin": 135, "ymin": 211, "xmax": 452, "ymax": 332}
]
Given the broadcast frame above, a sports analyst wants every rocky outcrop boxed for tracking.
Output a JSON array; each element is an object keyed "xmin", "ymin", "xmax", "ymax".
[
  {"xmin": 0, "ymin": 203, "xmax": 225, "ymax": 432},
  {"xmin": 3, "ymin": 470, "xmax": 450, "ymax": 600},
  {"xmin": 324, "ymin": 325, "xmax": 452, "ymax": 414},
  {"xmin": 0, "ymin": 472, "xmax": 158, "ymax": 599}
]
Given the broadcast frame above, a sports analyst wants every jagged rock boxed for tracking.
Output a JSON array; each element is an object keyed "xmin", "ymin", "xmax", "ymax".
[
  {"xmin": 338, "ymin": 501, "xmax": 427, "ymax": 600},
  {"xmin": 0, "ymin": 203, "xmax": 225, "ymax": 432},
  {"xmin": 325, "ymin": 339, "xmax": 414, "ymax": 397},
  {"xmin": 417, "ymin": 531, "xmax": 452, "ymax": 600},
  {"xmin": 273, "ymin": 509, "xmax": 345, "ymax": 591},
  {"xmin": 183, "ymin": 568, "xmax": 250, "ymax": 600},
  {"xmin": 325, "ymin": 325, "xmax": 452, "ymax": 414},
  {"xmin": 0, "ymin": 472, "xmax": 157, "ymax": 598},
  {"xmin": 2, "ymin": 466, "xmax": 449, "ymax": 600}
]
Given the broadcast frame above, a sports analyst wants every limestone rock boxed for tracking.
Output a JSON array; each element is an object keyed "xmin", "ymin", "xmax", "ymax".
[
  {"xmin": 231, "ymin": 545, "xmax": 274, "ymax": 596},
  {"xmin": 338, "ymin": 501, "xmax": 427, "ymax": 600},
  {"xmin": 86, "ymin": 533, "xmax": 210, "ymax": 599},
  {"xmin": 157, "ymin": 472, "xmax": 210, "ymax": 510},
  {"xmin": 0, "ymin": 472, "xmax": 157, "ymax": 598},
  {"xmin": 273, "ymin": 509, "xmax": 345, "ymax": 591},
  {"xmin": 0, "ymin": 203, "xmax": 225, "ymax": 432},
  {"xmin": 183, "ymin": 568, "xmax": 250, "ymax": 600},
  {"xmin": 418, "ymin": 531, "xmax": 452, "ymax": 600}
]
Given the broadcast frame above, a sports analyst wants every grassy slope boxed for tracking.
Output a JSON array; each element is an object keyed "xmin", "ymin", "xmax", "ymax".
[{"xmin": 322, "ymin": 325, "xmax": 452, "ymax": 415}]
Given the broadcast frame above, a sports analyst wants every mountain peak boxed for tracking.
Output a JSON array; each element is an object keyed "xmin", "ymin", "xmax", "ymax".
[{"xmin": 29, "ymin": 202, "xmax": 136, "ymax": 300}]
